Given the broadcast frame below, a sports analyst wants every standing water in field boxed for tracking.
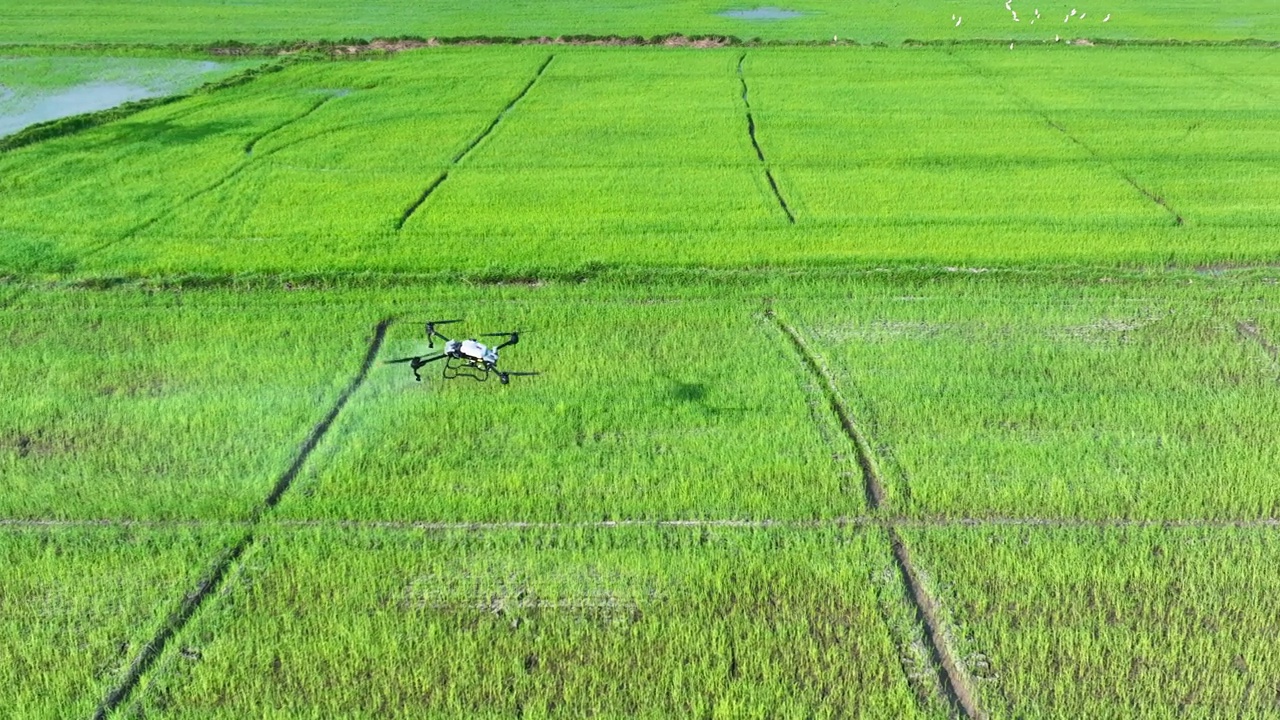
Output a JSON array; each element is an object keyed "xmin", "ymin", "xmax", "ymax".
[
  {"xmin": 719, "ymin": 6, "xmax": 805, "ymax": 20},
  {"xmin": 0, "ymin": 57, "xmax": 236, "ymax": 137}
]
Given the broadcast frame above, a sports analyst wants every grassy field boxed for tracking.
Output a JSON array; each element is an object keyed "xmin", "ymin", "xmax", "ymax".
[
  {"xmin": 2, "ymin": 1, "xmax": 1279, "ymax": 716},
  {"xmin": 2, "ymin": 46, "xmax": 1278, "ymax": 277},
  {"xmin": 0, "ymin": 525, "xmax": 240, "ymax": 718},
  {"xmin": 0, "ymin": 287, "xmax": 376, "ymax": 519},
  {"xmin": 782, "ymin": 273, "xmax": 1280, "ymax": 519},
  {"xmin": 1, "ymin": 0, "xmax": 1278, "ymax": 44},
  {"xmin": 906, "ymin": 525, "xmax": 1280, "ymax": 717},
  {"xmin": 122, "ymin": 525, "xmax": 932, "ymax": 718}
]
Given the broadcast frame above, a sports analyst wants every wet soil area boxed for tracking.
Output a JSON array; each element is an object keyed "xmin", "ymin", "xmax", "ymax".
[
  {"xmin": 719, "ymin": 7, "xmax": 805, "ymax": 20},
  {"xmin": 0, "ymin": 58, "xmax": 228, "ymax": 137}
]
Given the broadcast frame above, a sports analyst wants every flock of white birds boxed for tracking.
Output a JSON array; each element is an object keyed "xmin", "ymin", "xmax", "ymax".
[{"xmin": 951, "ymin": 3, "xmax": 1112, "ymax": 28}]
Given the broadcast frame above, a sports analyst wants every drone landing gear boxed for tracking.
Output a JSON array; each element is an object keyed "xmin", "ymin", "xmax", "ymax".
[{"xmin": 443, "ymin": 358, "xmax": 492, "ymax": 382}]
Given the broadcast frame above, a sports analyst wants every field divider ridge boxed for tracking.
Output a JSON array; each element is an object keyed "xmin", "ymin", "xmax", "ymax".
[
  {"xmin": 90, "ymin": 318, "xmax": 392, "ymax": 719},
  {"xmin": 947, "ymin": 50, "xmax": 1184, "ymax": 227},
  {"xmin": 766, "ymin": 305, "xmax": 984, "ymax": 720},
  {"xmin": 396, "ymin": 54, "xmax": 554, "ymax": 230},
  {"xmin": 736, "ymin": 54, "xmax": 795, "ymax": 224}
]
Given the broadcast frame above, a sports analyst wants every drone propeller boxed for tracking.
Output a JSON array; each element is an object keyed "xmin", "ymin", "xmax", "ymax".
[{"xmin": 481, "ymin": 330, "xmax": 521, "ymax": 350}]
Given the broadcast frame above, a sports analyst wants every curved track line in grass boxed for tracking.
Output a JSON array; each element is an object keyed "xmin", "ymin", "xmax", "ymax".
[
  {"xmin": 1237, "ymin": 320, "xmax": 1279, "ymax": 363},
  {"xmin": 396, "ymin": 54, "xmax": 554, "ymax": 231},
  {"xmin": 1180, "ymin": 58, "xmax": 1277, "ymax": 103},
  {"xmin": 767, "ymin": 308, "xmax": 887, "ymax": 509},
  {"xmin": 736, "ymin": 54, "xmax": 796, "ymax": 224},
  {"xmin": 888, "ymin": 527, "xmax": 986, "ymax": 720},
  {"xmin": 244, "ymin": 92, "xmax": 340, "ymax": 155},
  {"xmin": 81, "ymin": 94, "xmax": 345, "ymax": 262},
  {"xmin": 90, "ymin": 318, "xmax": 390, "ymax": 720},
  {"xmin": 767, "ymin": 307, "xmax": 983, "ymax": 720},
  {"xmin": 947, "ymin": 51, "xmax": 1185, "ymax": 227}
]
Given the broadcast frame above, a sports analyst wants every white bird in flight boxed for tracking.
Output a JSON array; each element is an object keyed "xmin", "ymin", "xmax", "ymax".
[
  {"xmin": 956, "ymin": 15, "xmax": 963, "ymax": 26},
  {"xmin": 1103, "ymin": 13, "xmax": 1111, "ymax": 21},
  {"xmin": 1080, "ymin": 12, "xmax": 1086, "ymax": 18}
]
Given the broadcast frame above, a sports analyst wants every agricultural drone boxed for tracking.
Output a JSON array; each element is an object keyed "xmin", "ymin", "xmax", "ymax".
[{"xmin": 385, "ymin": 319, "xmax": 539, "ymax": 385}]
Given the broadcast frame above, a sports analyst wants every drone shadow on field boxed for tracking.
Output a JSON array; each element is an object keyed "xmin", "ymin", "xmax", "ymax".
[{"xmin": 665, "ymin": 377, "xmax": 753, "ymax": 417}]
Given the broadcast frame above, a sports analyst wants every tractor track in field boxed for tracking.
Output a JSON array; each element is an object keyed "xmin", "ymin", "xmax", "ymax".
[
  {"xmin": 766, "ymin": 309, "xmax": 887, "ymax": 509},
  {"xmin": 244, "ymin": 93, "xmax": 340, "ymax": 155},
  {"xmin": 766, "ymin": 307, "xmax": 983, "ymax": 720},
  {"xmin": 80, "ymin": 94, "xmax": 345, "ymax": 262},
  {"xmin": 1237, "ymin": 320, "xmax": 1279, "ymax": 363},
  {"xmin": 736, "ymin": 54, "xmax": 795, "ymax": 224},
  {"xmin": 396, "ymin": 54, "xmax": 554, "ymax": 231},
  {"xmin": 91, "ymin": 318, "xmax": 390, "ymax": 719},
  {"xmin": 947, "ymin": 51, "xmax": 1185, "ymax": 228},
  {"xmin": 1180, "ymin": 58, "xmax": 1277, "ymax": 103}
]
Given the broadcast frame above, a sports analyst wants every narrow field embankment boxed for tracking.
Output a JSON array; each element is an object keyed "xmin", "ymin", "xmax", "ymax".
[
  {"xmin": 396, "ymin": 54, "xmax": 554, "ymax": 230},
  {"xmin": 90, "ymin": 318, "xmax": 390, "ymax": 719},
  {"xmin": 947, "ymin": 50, "xmax": 1184, "ymax": 227},
  {"xmin": 736, "ymin": 54, "xmax": 794, "ymax": 224},
  {"xmin": 767, "ymin": 307, "xmax": 983, "ymax": 720}
]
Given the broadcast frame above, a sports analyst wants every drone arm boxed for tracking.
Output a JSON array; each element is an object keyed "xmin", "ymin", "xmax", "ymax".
[
  {"xmin": 493, "ymin": 332, "xmax": 520, "ymax": 350},
  {"xmin": 406, "ymin": 352, "xmax": 448, "ymax": 382},
  {"xmin": 426, "ymin": 326, "xmax": 452, "ymax": 349}
]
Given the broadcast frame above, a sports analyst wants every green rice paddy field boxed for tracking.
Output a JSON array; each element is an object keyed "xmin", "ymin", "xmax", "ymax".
[{"xmin": 2, "ymin": 4, "xmax": 1279, "ymax": 718}]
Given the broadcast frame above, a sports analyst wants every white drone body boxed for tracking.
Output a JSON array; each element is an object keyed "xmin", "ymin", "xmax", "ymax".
[
  {"xmin": 387, "ymin": 320, "xmax": 537, "ymax": 385},
  {"xmin": 449, "ymin": 339, "xmax": 499, "ymax": 365}
]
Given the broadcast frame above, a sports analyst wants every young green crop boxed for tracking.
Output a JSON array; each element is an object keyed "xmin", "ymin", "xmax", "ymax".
[
  {"xmin": 781, "ymin": 273, "xmax": 1280, "ymax": 519},
  {"xmin": 127, "ymin": 524, "xmax": 930, "ymax": 718},
  {"xmin": 955, "ymin": 45, "xmax": 1280, "ymax": 233},
  {"xmin": 0, "ymin": 287, "xmax": 380, "ymax": 519},
  {"xmin": 0, "ymin": 524, "xmax": 238, "ymax": 719},
  {"xmin": 904, "ymin": 525, "xmax": 1280, "ymax": 718},
  {"xmin": 3, "ymin": 46, "xmax": 1278, "ymax": 278},
  {"xmin": 279, "ymin": 287, "xmax": 859, "ymax": 522},
  {"xmin": 1, "ymin": 0, "xmax": 1277, "ymax": 44}
]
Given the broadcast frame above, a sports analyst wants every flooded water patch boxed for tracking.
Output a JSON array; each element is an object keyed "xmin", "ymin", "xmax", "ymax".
[
  {"xmin": 719, "ymin": 6, "xmax": 805, "ymax": 20},
  {"xmin": 0, "ymin": 57, "xmax": 238, "ymax": 138},
  {"xmin": 0, "ymin": 82, "xmax": 154, "ymax": 136}
]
